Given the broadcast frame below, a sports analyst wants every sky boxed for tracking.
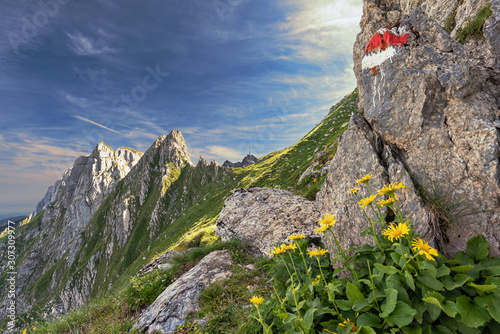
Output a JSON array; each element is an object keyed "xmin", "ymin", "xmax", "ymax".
[{"xmin": 0, "ymin": 0, "xmax": 362, "ymax": 218}]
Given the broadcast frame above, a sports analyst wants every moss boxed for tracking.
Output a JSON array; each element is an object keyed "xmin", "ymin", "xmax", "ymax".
[
  {"xmin": 444, "ymin": 9, "xmax": 457, "ymax": 33},
  {"xmin": 456, "ymin": 3, "xmax": 492, "ymax": 43}
]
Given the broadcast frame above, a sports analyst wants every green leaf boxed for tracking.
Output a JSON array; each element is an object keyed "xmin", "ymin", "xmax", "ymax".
[
  {"xmin": 385, "ymin": 301, "xmax": 417, "ymax": 328},
  {"xmin": 390, "ymin": 252, "xmax": 403, "ymax": 267},
  {"xmin": 357, "ymin": 326, "xmax": 377, "ymax": 334},
  {"xmin": 356, "ymin": 313, "xmax": 381, "ymax": 328},
  {"xmin": 346, "ymin": 282, "xmax": 365, "ymax": 303},
  {"xmin": 468, "ymin": 282, "xmax": 497, "ymax": 293},
  {"xmin": 405, "ymin": 271, "xmax": 415, "ymax": 291},
  {"xmin": 436, "ymin": 264, "xmax": 451, "ymax": 277},
  {"xmin": 434, "ymin": 325, "xmax": 455, "ymax": 334},
  {"xmin": 336, "ymin": 299, "xmax": 353, "ymax": 311},
  {"xmin": 441, "ymin": 273, "xmax": 473, "ymax": 290},
  {"xmin": 450, "ymin": 265, "xmax": 474, "ymax": 273},
  {"xmin": 401, "ymin": 325, "xmax": 422, "ymax": 334},
  {"xmin": 456, "ymin": 322, "xmax": 482, "ymax": 334},
  {"xmin": 303, "ymin": 307, "xmax": 315, "ymax": 330},
  {"xmin": 416, "ymin": 271, "xmax": 444, "ymax": 291},
  {"xmin": 456, "ymin": 295, "xmax": 491, "ymax": 328},
  {"xmin": 482, "ymin": 265, "xmax": 500, "ymax": 276},
  {"xmin": 476, "ymin": 293, "xmax": 500, "ymax": 322},
  {"xmin": 419, "ymin": 260, "xmax": 437, "ymax": 277},
  {"xmin": 353, "ymin": 298, "xmax": 372, "ymax": 312},
  {"xmin": 466, "ymin": 235, "xmax": 489, "ymax": 261},
  {"xmin": 380, "ymin": 288, "xmax": 398, "ymax": 318},
  {"xmin": 373, "ymin": 263, "xmax": 399, "ymax": 275},
  {"xmin": 422, "ymin": 291, "xmax": 457, "ymax": 317}
]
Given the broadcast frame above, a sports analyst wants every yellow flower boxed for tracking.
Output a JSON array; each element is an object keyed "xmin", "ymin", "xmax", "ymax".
[
  {"xmin": 358, "ymin": 194, "xmax": 377, "ymax": 209},
  {"xmin": 313, "ymin": 178, "xmax": 317, "ymax": 183},
  {"xmin": 269, "ymin": 244, "xmax": 287, "ymax": 255},
  {"xmin": 249, "ymin": 296, "xmax": 264, "ymax": 305},
  {"xmin": 412, "ymin": 238, "xmax": 439, "ymax": 261},
  {"xmin": 284, "ymin": 243, "xmax": 297, "ymax": 251},
  {"xmin": 339, "ymin": 318, "xmax": 358, "ymax": 332},
  {"xmin": 378, "ymin": 197, "xmax": 395, "ymax": 207},
  {"xmin": 315, "ymin": 225, "xmax": 329, "ymax": 234},
  {"xmin": 22, "ymin": 330, "xmax": 27, "ymax": 334},
  {"xmin": 318, "ymin": 214, "xmax": 337, "ymax": 227},
  {"xmin": 288, "ymin": 233, "xmax": 305, "ymax": 241},
  {"xmin": 356, "ymin": 174, "xmax": 371, "ymax": 184},
  {"xmin": 377, "ymin": 182, "xmax": 406, "ymax": 196},
  {"xmin": 307, "ymin": 247, "xmax": 329, "ymax": 257},
  {"xmin": 382, "ymin": 222, "xmax": 410, "ymax": 242},
  {"xmin": 349, "ymin": 187, "xmax": 360, "ymax": 194}
]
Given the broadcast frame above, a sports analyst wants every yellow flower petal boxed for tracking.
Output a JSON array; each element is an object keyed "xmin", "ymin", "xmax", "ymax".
[
  {"xmin": 249, "ymin": 296, "xmax": 264, "ymax": 305},
  {"xmin": 412, "ymin": 238, "xmax": 439, "ymax": 261},
  {"xmin": 382, "ymin": 223, "xmax": 410, "ymax": 242},
  {"xmin": 358, "ymin": 194, "xmax": 377, "ymax": 209},
  {"xmin": 356, "ymin": 174, "xmax": 371, "ymax": 184}
]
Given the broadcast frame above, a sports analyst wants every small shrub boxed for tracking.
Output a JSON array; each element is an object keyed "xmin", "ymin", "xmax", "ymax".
[{"xmin": 124, "ymin": 269, "xmax": 174, "ymax": 311}]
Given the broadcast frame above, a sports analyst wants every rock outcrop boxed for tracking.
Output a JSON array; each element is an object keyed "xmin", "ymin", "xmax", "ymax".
[
  {"xmin": 318, "ymin": 0, "xmax": 500, "ymax": 258},
  {"xmin": 215, "ymin": 187, "xmax": 321, "ymax": 256},
  {"xmin": 133, "ymin": 250, "xmax": 233, "ymax": 334},
  {"xmin": 0, "ymin": 142, "xmax": 142, "ymax": 319},
  {"xmin": 223, "ymin": 154, "xmax": 258, "ymax": 168}
]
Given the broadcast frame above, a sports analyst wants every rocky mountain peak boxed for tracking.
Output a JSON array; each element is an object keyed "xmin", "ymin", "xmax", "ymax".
[{"xmin": 222, "ymin": 154, "xmax": 258, "ymax": 168}]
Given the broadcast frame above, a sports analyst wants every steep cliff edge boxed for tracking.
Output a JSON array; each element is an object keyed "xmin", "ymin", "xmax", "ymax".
[{"xmin": 318, "ymin": 0, "xmax": 500, "ymax": 258}]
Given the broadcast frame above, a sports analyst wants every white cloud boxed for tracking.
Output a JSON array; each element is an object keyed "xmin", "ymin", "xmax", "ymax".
[
  {"xmin": 65, "ymin": 94, "xmax": 89, "ymax": 108},
  {"xmin": 279, "ymin": 0, "xmax": 362, "ymax": 63},
  {"xmin": 67, "ymin": 32, "xmax": 116, "ymax": 56}
]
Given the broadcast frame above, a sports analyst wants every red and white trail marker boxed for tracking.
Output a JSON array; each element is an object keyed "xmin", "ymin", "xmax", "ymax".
[{"xmin": 362, "ymin": 26, "xmax": 409, "ymax": 76}]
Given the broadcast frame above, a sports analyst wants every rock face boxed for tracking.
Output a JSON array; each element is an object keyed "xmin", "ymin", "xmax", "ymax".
[
  {"xmin": 223, "ymin": 154, "xmax": 258, "ymax": 168},
  {"xmin": 0, "ymin": 142, "xmax": 142, "ymax": 319},
  {"xmin": 137, "ymin": 250, "xmax": 180, "ymax": 276},
  {"xmin": 215, "ymin": 187, "xmax": 321, "ymax": 256},
  {"xmin": 318, "ymin": 0, "xmax": 500, "ymax": 257},
  {"xmin": 133, "ymin": 250, "xmax": 233, "ymax": 334}
]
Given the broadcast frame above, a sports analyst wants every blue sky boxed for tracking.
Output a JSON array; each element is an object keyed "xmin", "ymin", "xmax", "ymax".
[{"xmin": 0, "ymin": 0, "xmax": 362, "ymax": 218}]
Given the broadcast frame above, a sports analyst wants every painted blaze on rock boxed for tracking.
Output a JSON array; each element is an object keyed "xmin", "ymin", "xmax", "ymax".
[{"xmin": 362, "ymin": 25, "xmax": 409, "ymax": 76}]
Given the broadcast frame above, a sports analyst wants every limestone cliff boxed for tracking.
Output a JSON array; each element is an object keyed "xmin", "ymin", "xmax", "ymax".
[{"xmin": 318, "ymin": 0, "xmax": 500, "ymax": 257}]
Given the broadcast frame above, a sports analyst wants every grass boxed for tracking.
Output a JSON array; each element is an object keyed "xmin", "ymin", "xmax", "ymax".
[{"xmin": 456, "ymin": 3, "xmax": 492, "ymax": 43}]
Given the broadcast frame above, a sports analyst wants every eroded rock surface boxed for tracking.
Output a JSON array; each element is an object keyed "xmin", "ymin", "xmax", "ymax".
[
  {"xmin": 215, "ymin": 187, "xmax": 320, "ymax": 256},
  {"xmin": 132, "ymin": 250, "xmax": 233, "ymax": 334}
]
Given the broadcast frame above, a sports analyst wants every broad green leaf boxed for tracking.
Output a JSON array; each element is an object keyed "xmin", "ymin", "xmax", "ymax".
[
  {"xmin": 468, "ymin": 282, "xmax": 497, "ymax": 293},
  {"xmin": 482, "ymin": 265, "xmax": 500, "ymax": 276},
  {"xmin": 456, "ymin": 295, "xmax": 491, "ymax": 328},
  {"xmin": 434, "ymin": 325, "xmax": 455, "ymax": 334},
  {"xmin": 441, "ymin": 273, "xmax": 473, "ymax": 290},
  {"xmin": 390, "ymin": 252, "xmax": 403, "ymax": 267},
  {"xmin": 456, "ymin": 322, "xmax": 482, "ymax": 334},
  {"xmin": 380, "ymin": 288, "xmax": 398, "ymax": 318},
  {"xmin": 426, "ymin": 302, "xmax": 441, "ymax": 321},
  {"xmin": 385, "ymin": 301, "xmax": 417, "ymax": 328},
  {"xmin": 373, "ymin": 263, "xmax": 399, "ymax": 275},
  {"xmin": 303, "ymin": 307, "xmax": 315, "ymax": 330},
  {"xmin": 356, "ymin": 313, "xmax": 381, "ymax": 328},
  {"xmin": 416, "ymin": 271, "xmax": 444, "ymax": 291},
  {"xmin": 353, "ymin": 298, "xmax": 372, "ymax": 312},
  {"xmin": 357, "ymin": 326, "xmax": 376, "ymax": 334},
  {"xmin": 450, "ymin": 265, "xmax": 474, "ymax": 273},
  {"xmin": 476, "ymin": 293, "xmax": 500, "ymax": 322},
  {"xmin": 453, "ymin": 251, "xmax": 474, "ymax": 265},
  {"xmin": 346, "ymin": 282, "xmax": 365, "ymax": 303},
  {"xmin": 466, "ymin": 234, "xmax": 489, "ymax": 261},
  {"xmin": 336, "ymin": 299, "xmax": 353, "ymax": 311},
  {"xmin": 405, "ymin": 271, "xmax": 415, "ymax": 291},
  {"xmin": 436, "ymin": 264, "xmax": 451, "ymax": 277},
  {"xmin": 422, "ymin": 291, "xmax": 457, "ymax": 317},
  {"xmin": 419, "ymin": 260, "xmax": 437, "ymax": 276},
  {"xmin": 401, "ymin": 325, "xmax": 422, "ymax": 334}
]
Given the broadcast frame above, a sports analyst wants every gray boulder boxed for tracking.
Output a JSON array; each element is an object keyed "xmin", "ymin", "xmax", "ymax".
[
  {"xmin": 132, "ymin": 250, "xmax": 233, "ymax": 334},
  {"xmin": 215, "ymin": 187, "xmax": 320, "ymax": 256}
]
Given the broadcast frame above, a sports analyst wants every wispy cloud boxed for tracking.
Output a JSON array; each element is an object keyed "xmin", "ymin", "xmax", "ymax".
[
  {"xmin": 67, "ymin": 31, "xmax": 117, "ymax": 56},
  {"xmin": 65, "ymin": 94, "xmax": 89, "ymax": 108},
  {"xmin": 73, "ymin": 115, "xmax": 123, "ymax": 135}
]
